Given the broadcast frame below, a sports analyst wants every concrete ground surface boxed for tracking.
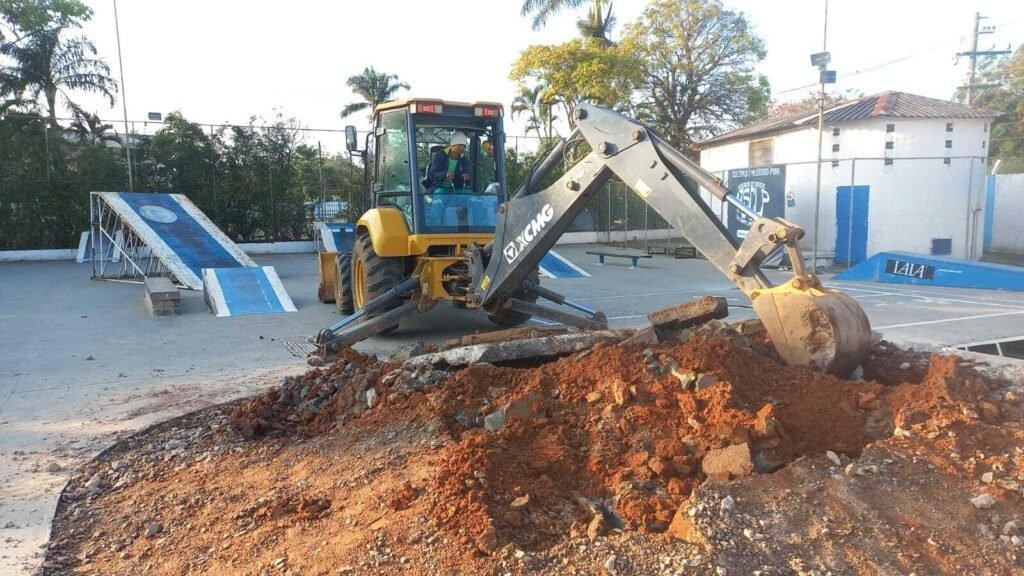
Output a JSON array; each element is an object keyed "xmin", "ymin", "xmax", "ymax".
[{"xmin": 2, "ymin": 243, "xmax": 1023, "ymax": 574}]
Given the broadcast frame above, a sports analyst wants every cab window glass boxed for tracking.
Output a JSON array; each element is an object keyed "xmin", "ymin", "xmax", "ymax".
[{"xmin": 377, "ymin": 110, "xmax": 411, "ymax": 192}]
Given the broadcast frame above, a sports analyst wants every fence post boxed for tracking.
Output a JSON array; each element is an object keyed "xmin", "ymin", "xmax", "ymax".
[
  {"xmin": 847, "ymin": 158, "xmax": 856, "ymax": 269},
  {"xmin": 607, "ymin": 185, "xmax": 611, "ymax": 244},
  {"xmin": 644, "ymin": 201, "xmax": 649, "ymax": 249},
  {"xmin": 618, "ymin": 181, "xmax": 626, "ymax": 247},
  {"xmin": 966, "ymin": 156, "xmax": 975, "ymax": 260}
]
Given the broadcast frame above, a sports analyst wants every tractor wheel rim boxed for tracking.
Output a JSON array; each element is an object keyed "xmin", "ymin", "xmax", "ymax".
[{"xmin": 354, "ymin": 257, "xmax": 366, "ymax": 309}]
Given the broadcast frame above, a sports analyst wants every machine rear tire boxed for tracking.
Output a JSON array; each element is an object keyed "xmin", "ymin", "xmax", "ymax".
[
  {"xmin": 334, "ymin": 252, "xmax": 354, "ymax": 315},
  {"xmin": 487, "ymin": 270, "xmax": 539, "ymax": 328},
  {"xmin": 353, "ymin": 232, "xmax": 405, "ymax": 333}
]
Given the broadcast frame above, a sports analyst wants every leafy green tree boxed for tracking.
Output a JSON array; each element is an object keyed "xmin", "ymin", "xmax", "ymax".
[
  {"xmin": 138, "ymin": 112, "xmax": 219, "ymax": 201},
  {"xmin": 1, "ymin": 27, "xmax": 117, "ymax": 131},
  {"xmin": 955, "ymin": 44, "xmax": 1024, "ymax": 165},
  {"xmin": 0, "ymin": 0, "xmax": 91, "ymax": 45},
  {"xmin": 510, "ymin": 38, "xmax": 641, "ymax": 125},
  {"xmin": 340, "ymin": 67, "xmax": 410, "ymax": 122},
  {"xmin": 622, "ymin": 0, "xmax": 769, "ymax": 149},
  {"xmin": 214, "ymin": 114, "xmax": 307, "ymax": 241},
  {"xmin": 293, "ymin": 145, "xmax": 366, "ymax": 221}
]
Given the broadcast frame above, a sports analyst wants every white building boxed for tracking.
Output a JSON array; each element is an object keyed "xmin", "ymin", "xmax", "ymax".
[{"xmin": 697, "ymin": 91, "xmax": 1000, "ymax": 264}]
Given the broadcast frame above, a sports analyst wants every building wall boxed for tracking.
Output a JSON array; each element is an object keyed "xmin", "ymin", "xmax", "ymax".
[
  {"xmin": 988, "ymin": 173, "xmax": 1024, "ymax": 254},
  {"xmin": 698, "ymin": 117, "xmax": 990, "ymax": 262}
]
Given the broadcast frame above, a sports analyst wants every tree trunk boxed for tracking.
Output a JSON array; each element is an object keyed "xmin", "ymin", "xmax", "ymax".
[{"xmin": 45, "ymin": 86, "xmax": 59, "ymax": 132}]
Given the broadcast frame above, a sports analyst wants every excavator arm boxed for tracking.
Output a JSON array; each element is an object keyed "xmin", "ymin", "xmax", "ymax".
[{"xmin": 468, "ymin": 102, "xmax": 871, "ymax": 375}]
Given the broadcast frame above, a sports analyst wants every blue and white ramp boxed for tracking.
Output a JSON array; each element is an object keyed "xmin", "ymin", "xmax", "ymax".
[
  {"xmin": 96, "ymin": 192, "xmax": 256, "ymax": 289},
  {"xmin": 539, "ymin": 250, "xmax": 590, "ymax": 279},
  {"xmin": 203, "ymin": 267, "xmax": 298, "ymax": 317},
  {"xmin": 834, "ymin": 251, "xmax": 1024, "ymax": 292}
]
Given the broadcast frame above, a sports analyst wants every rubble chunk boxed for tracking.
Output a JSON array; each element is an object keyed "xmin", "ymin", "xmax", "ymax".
[{"xmin": 702, "ymin": 443, "xmax": 754, "ymax": 480}]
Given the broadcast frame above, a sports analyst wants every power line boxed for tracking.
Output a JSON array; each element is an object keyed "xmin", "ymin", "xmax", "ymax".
[
  {"xmin": 776, "ymin": 37, "xmax": 965, "ymax": 96},
  {"xmin": 775, "ymin": 18, "xmax": 1021, "ymax": 97},
  {"xmin": 958, "ymin": 12, "xmax": 1012, "ymax": 106}
]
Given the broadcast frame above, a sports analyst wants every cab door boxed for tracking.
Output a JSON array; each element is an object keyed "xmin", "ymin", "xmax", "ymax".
[{"xmin": 373, "ymin": 109, "xmax": 416, "ymax": 231}]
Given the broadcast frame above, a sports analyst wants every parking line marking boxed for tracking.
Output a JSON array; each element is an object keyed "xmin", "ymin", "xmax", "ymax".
[
  {"xmin": 875, "ymin": 310, "xmax": 1024, "ymax": 330},
  {"xmin": 831, "ymin": 281, "xmax": 1024, "ymax": 308}
]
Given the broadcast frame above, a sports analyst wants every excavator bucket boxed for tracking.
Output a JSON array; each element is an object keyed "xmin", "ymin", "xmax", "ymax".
[{"xmin": 751, "ymin": 278, "xmax": 872, "ymax": 377}]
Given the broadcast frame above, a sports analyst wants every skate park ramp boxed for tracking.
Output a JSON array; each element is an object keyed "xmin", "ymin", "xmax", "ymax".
[
  {"xmin": 834, "ymin": 251, "xmax": 1024, "ymax": 291},
  {"xmin": 540, "ymin": 250, "xmax": 589, "ymax": 279},
  {"xmin": 93, "ymin": 192, "xmax": 256, "ymax": 289},
  {"xmin": 202, "ymin": 266, "xmax": 298, "ymax": 317},
  {"xmin": 92, "ymin": 192, "xmax": 298, "ymax": 315}
]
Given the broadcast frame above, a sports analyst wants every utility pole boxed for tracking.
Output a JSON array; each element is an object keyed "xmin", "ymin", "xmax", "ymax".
[
  {"xmin": 113, "ymin": 0, "xmax": 133, "ymax": 191},
  {"xmin": 958, "ymin": 12, "xmax": 1010, "ymax": 106},
  {"xmin": 809, "ymin": 0, "xmax": 834, "ymax": 274}
]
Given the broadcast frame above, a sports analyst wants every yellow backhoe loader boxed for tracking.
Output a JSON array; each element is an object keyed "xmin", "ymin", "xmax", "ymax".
[{"xmin": 315, "ymin": 99, "xmax": 872, "ymax": 376}]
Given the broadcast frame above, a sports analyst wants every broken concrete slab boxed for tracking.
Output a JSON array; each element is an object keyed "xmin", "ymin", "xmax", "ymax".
[
  {"xmin": 647, "ymin": 296, "xmax": 728, "ymax": 340},
  {"xmin": 410, "ymin": 330, "xmax": 631, "ymax": 368},
  {"xmin": 454, "ymin": 326, "xmax": 570, "ymax": 348},
  {"xmin": 620, "ymin": 326, "xmax": 657, "ymax": 347}
]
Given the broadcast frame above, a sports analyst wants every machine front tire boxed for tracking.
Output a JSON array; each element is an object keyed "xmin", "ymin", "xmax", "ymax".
[
  {"xmin": 353, "ymin": 233, "xmax": 405, "ymax": 333},
  {"xmin": 334, "ymin": 252, "xmax": 354, "ymax": 315},
  {"xmin": 487, "ymin": 270, "xmax": 539, "ymax": 328}
]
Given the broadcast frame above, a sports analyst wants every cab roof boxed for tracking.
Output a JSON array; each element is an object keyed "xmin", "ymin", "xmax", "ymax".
[{"xmin": 373, "ymin": 98, "xmax": 504, "ymax": 117}]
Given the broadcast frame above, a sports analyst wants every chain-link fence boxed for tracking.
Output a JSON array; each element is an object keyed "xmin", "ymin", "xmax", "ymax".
[
  {"xmin": 572, "ymin": 154, "xmax": 1024, "ymax": 267},
  {"xmin": 6, "ymin": 110, "xmax": 1021, "ymax": 267},
  {"xmin": 591, "ymin": 179, "xmax": 681, "ymax": 249},
  {"xmin": 0, "ymin": 111, "xmax": 556, "ymax": 250}
]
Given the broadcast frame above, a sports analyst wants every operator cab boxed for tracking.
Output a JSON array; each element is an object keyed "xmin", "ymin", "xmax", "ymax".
[{"xmin": 367, "ymin": 99, "xmax": 507, "ymax": 235}]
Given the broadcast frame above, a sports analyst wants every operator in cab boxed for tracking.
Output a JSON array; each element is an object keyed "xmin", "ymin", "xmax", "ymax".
[{"xmin": 426, "ymin": 131, "xmax": 471, "ymax": 193}]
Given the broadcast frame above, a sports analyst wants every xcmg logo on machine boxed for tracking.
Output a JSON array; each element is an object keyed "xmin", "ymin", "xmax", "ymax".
[{"xmin": 503, "ymin": 203, "xmax": 555, "ymax": 264}]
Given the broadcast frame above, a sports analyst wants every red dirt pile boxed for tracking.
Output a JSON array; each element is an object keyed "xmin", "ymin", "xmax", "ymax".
[
  {"xmin": 44, "ymin": 323, "xmax": 1023, "ymax": 575},
  {"xmin": 226, "ymin": 325, "xmax": 966, "ymax": 553}
]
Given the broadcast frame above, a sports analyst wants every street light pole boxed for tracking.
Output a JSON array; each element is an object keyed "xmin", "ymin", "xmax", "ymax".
[
  {"xmin": 811, "ymin": 0, "xmax": 829, "ymax": 274},
  {"xmin": 113, "ymin": 0, "xmax": 133, "ymax": 191}
]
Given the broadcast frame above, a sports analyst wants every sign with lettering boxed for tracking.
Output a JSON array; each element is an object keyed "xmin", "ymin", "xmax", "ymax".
[
  {"xmin": 885, "ymin": 259, "xmax": 935, "ymax": 280},
  {"xmin": 726, "ymin": 165, "xmax": 786, "ymax": 241}
]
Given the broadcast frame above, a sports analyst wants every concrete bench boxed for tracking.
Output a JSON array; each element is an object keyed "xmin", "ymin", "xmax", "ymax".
[
  {"xmin": 586, "ymin": 250, "xmax": 653, "ymax": 269},
  {"xmin": 144, "ymin": 276, "xmax": 180, "ymax": 316}
]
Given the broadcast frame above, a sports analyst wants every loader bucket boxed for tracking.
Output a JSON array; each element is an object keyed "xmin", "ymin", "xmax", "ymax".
[
  {"xmin": 751, "ymin": 278, "xmax": 872, "ymax": 377},
  {"xmin": 317, "ymin": 251, "xmax": 338, "ymax": 304}
]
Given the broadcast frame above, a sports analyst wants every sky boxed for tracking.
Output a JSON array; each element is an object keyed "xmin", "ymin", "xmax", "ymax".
[{"xmin": 66, "ymin": 0, "xmax": 1024, "ymax": 154}]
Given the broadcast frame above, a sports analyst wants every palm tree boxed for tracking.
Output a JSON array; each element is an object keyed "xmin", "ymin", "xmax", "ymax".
[
  {"xmin": 511, "ymin": 84, "xmax": 560, "ymax": 140},
  {"xmin": 65, "ymin": 107, "xmax": 119, "ymax": 146},
  {"xmin": 576, "ymin": 2, "xmax": 616, "ymax": 47},
  {"xmin": 340, "ymin": 67, "xmax": 410, "ymax": 121},
  {"xmin": 522, "ymin": 0, "xmax": 615, "ymax": 44},
  {"xmin": 511, "ymin": 85, "xmax": 544, "ymax": 138},
  {"xmin": 521, "ymin": 0, "xmax": 589, "ymax": 30},
  {"xmin": 1, "ymin": 28, "xmax": 117, "ymax": 132}
]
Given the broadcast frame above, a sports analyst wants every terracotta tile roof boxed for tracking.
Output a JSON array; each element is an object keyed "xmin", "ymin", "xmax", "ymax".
[{"xmin": 698, "ymin": 91, "xmax": 1001, "ymax": 148}]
